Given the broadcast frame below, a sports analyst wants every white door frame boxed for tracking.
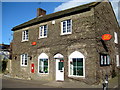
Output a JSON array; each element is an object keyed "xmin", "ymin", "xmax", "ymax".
[{"xmin": 54, "ymin": 53, "xmax": 64, "ymax": 81}]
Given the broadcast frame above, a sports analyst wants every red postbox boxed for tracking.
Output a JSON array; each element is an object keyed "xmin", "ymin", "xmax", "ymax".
[{"xmin": 31, "ymin": 63, "xmax": 34, "ymax": 73}]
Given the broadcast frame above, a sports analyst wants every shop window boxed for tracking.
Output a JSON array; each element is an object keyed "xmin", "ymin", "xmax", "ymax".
[
  {"xmin": 69, "ymin": 51, "xmax": 85, "ymax": 77},
  {"xmin": 21, "ymin": 54, "xmax": 28, "ymax": 66},
  {"xmin": 100, "ymin": 54, "xmax": 110, "ymax": 66},
  {"xmin": 38, "ymin": 53, "xmax": 49, "ymax": 74},
  {"xmin": 70, "ymin": 58, "xmax": 83, "ymax": 76},
  {"xmin": 39, "ymin": 59, "xmax": 48, "ymax": 73}
]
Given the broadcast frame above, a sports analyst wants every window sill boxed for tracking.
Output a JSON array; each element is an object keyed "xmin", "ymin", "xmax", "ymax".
[
  {"xmin": 38, "ymin": 36, "xmax": 47, "ymax": 39},
  {"xmin": 68, "ymin": 75, "xmax": 85, "ymax": 78},
  {"xmin": 61, "ymin": 32, "xmax": 72, "ymax": 36},
  {"xmin": 21, "ymin": 40, "xmax": 29, "ymax": 42},
  {"xmin": 21, "ymin": 65, "xmax": 28, "ymax": 67},
  {"xmin": 38, "ymin": 73, "xmax": 49, "ymax": 75}
]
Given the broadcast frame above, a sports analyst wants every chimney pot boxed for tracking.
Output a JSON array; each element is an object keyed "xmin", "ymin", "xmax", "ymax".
[{"xmin": 37, "ymin": 8, "xmax": 46, "ymax": 17}]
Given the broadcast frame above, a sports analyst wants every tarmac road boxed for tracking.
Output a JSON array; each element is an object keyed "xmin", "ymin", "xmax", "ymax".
[{"xmin": 2, "ymin": 78, "xmax": 55, "ymax": 88}]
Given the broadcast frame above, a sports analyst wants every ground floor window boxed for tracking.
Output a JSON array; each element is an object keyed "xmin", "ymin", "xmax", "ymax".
[
  {"xmin": 39, "ymin": 59, "xmax": 48, "ymax": 73},
  {"xmin": 38, "ymin": 53, "xmax": 49, "ymax": 74},
  {"xmin": 69, "ymin": 51, "xmax": 85, "ymax": 77},
  {"xmin": 21, "ymin": 54, "xmax": 28, "ymax": 66},
  {"xmin": 100, "ymin": 54, "xmax": 110, "ymax": 66},
  {"xmin": 70, "ymin": 58, "xmax": 83, "ymax": 76}
]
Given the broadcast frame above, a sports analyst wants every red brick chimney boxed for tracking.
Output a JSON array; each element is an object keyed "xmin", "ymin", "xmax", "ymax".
[{"xmin": 37, "ymin": 8, "xmax": 46, "ymax": 17}]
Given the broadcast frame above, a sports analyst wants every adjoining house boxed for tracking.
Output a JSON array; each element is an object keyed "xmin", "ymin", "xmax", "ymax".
[
  {"xmin": 11, "ymin": 0, "xmax": 120, "ymax": 84},
  {"xmin": 0, "ymin": 44, "xmax": 11, "ymax": 60}
]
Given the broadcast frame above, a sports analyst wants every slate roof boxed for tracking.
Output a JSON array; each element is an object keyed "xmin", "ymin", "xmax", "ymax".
[{"xmin": 12, "ymin": 1, "xmax": 101, "ymax": 31}]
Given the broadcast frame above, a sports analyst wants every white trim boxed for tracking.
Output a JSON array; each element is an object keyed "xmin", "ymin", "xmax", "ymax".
[
  {"xmin": 38, "ymin": 53, "xmax": 49, "ymax": 74},
  {"xmin": 114, "ymin": 32, "xmax": 118, "ymax": 44},
  {"xmin": 68, "ymin": 51, "xmax": 85, "ymax": 78},
  {"xmin": 116, "ymin": 55, "xmax": 120, "ymax": 67},
  {"xmin": 54, "ymin": 53, "xmax": 64, "ymax": 59},
  {"xmin": 38, "ymin": 53, "xmax": 49, "ymax": 58}
]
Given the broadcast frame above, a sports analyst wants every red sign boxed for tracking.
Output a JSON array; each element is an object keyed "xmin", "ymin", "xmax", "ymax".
[
  {"xmin": 32, "ymin": 42, "xmax": 36, "ymax": 45},
  {"xmin": 102, "ymin": 34, "xmax": 112, "ymax": 40},
  {"xmin": 60, "ymin": 60, "xmax": 64, "ymax": 62},
  {"xmin": 31, "ymin": 63, "xmax": 34, "ymax": 73}
]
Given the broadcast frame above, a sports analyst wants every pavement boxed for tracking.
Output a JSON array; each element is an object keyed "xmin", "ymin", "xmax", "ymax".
[{"xmin": 1, "ymin": 74, "xmax": 119, "ymax": 89}]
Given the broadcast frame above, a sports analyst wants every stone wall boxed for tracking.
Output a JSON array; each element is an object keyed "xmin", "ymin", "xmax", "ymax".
[
  {"xmin": 11, "ymin": 1, "xmax": 120, "ymax": 85},
  {"xmin": 94, "ymin": 1, "xmax": 120, "ymax": 81}
]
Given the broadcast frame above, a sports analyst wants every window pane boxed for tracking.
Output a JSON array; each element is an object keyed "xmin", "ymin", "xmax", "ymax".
[
  {"xmin": 44, "ymin": 25, "xmax": 47, "ymax": 36},
  {"xmin": 25, "ymin": 60, "xmax": 27, "ymax": 65},
  {"xmin": 104, "ymin": 56, "xmax": 106, "ymax": 65},
  {"xmin": 101, "ymin": 55, "xmax": 103, "ymax": 65},
  {"xmin": 67, "ymin": 20, "xmax": 71, "ymax": 32},
  {"xmin": 73, "ymin": 58, "xmax": 76, "ymax": 66},
  {"xmin": 73, "ymin": 66, "xmax": 77, "ymax": 75},
  {"xmin": 72, "ymin": 58, "xmax": 83, "ymax": 76},
  {"xmin": 22, "ymin": 55, "xmax": 24, "ymax": 65},
  {"xmin": 44, "ymin": 66, "xmax": 48, "ymax": 73},
  {"xmin": 77, "ymin": 67, "xmax": 83, "ymax": 76},
  {"xmin": 40, "ymin": 26, "xmax": 43, "ymax": 36},
  {"xmin": 77, "ymin": 58, "xmax": 83, "ymax": 66},
  {"xmin": 58, "ymin": 62, "xmax": 63, "ymax": 70},
  {"xmin": 25, "ymin": 30, "xmax": 28, "ymax": 40},
  {"xmin": 63, "ymin": 21, "xmax": 66, "ymax": 33}
]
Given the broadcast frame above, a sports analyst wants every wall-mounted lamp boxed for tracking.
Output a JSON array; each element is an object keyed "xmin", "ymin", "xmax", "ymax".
[
  {"xmin": 14, "ymin": 56, "xmax": 17, "ymax": 60},
  {"xmin": 28, "ymin": 56, "xmax": 32, "ymax": 60}
]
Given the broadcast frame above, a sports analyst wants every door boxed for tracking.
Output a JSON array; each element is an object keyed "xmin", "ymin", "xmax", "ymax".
[{"xmin": 56, "ymin": 59, "xmax": 64, "ymax": 81}]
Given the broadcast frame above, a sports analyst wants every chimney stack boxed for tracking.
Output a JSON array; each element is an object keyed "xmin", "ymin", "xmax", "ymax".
[{"xmin": 37, "ymin": 8, "xmax": 46, "ymax": 17}]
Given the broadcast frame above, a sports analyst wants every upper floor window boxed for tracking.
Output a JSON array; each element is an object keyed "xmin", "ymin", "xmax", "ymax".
[
  {"xmin": 116, "ymin": 55, "xmax": 120, "ymax": 67},
  {"xmin": 22, "ymin": 30, "xmax": 28, "ymax": 41},
  {"xmin": 61, "ymin": 19, "xmax": 72, "ymax": 35},
  {"xmin": 114, "ymin": 32, "xmax": 118, "ymax": 44},
  {"xmin": 21, "ymin": 54, "xmax": 28, "ymax": 66},
  {"xmin": 100, "ymin": 54, "xmax": 110, "ymax": 66},
  {"xmin": 39, "ymin": 25, "xmax": 47, "ymax": 38}
]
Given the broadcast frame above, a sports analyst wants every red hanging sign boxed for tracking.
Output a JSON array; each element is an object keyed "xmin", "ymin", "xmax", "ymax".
[
  {"xmin": 32, "ymin": 42, "xmax": 36, "ymax": 45},
  {"xmin": 31, "ymin": 63, "xmax": 34, "ymax": 73},
  {"xmin": 102, "ymin": 34, "xmax": 112, "ymax": 41}
]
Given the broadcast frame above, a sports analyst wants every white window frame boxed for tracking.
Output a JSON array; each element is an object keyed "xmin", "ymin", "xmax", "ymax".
[
  {"xmin": 20, "ymin": 54, "xmax": 28, "ymax": 66},
  {"xmin": 22, "ymin": 30, "xmax": 29, "ymax": 42},
  {"xmin": 116, "ymin": 55, "xmax": 120, "ymax": 67},
  {"xmin": 61, "ymin": 19, "xmax": 72, "ymax": 35},
  {"xmin": 68, "ymin": 51, "xmax": 85, "ymax": 78},
  {"xmin": 100, "ymin": 54, "xmax": 110, "ymax": 66},
  {"xmin": 114, "ymin": 32, "xmax": 118, "ymax": 44},
  {"xmin": 38, "ymin": 53, "xmax": 49, "ymax": 74},
  {"xmin": 39, "ymin": 25, "xmax": 48, "ymax": 38}
]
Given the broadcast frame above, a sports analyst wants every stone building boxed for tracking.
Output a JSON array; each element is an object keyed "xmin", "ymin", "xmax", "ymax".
[{"xmin": 11, "ymin": 0, "xmax": 120, "ymax": 84}]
